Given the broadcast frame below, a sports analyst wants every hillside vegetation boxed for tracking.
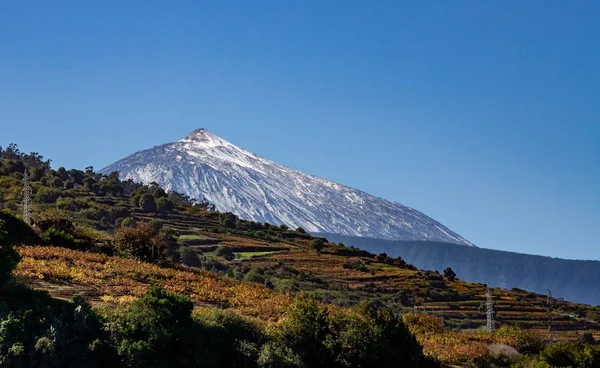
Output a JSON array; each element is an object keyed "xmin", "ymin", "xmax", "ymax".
[
  {"xmin": 2, "ymin": 143, "xmax": 600, "ymax": 367},
  {"xmin": 319, "ymin": 234, "xmax": 600, "ymax": 306}
]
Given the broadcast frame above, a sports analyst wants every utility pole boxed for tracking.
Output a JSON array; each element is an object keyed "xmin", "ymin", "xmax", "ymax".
[
  {"xmin": 22, "ymin": 169, "xmax": 32, "ymax": 224},
  {"xmin": 485, "ymin": 283, "xmax": 495, "ymax": 332},
  {"xmin": 545, "ymin": 289, "xmax": 556, "ymax": 341}
]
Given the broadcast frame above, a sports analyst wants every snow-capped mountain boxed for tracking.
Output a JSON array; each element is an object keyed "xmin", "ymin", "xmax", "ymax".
[{"xmin": 101, "ymin": 128, "xmax": 474, "ymax": 246}]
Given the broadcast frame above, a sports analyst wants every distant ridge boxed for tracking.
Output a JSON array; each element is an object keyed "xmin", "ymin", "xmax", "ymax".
[
  {"xmin": 101, "ymin": 128, "xmax": 474, "ymax": 246},
  {"xmin": 318, "ymin": 233, "xmax": 600, "ymax": 306}
]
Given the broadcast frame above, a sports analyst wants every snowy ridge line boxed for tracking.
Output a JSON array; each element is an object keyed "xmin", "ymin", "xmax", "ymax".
[{"xmin": 100, "ymin": 128, "xmax": 474, "ymax": 246}]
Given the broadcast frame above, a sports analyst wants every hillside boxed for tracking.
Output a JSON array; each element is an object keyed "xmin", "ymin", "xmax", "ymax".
[
  {"xmin": 100, "ymin": 129, "xmax": 473, "ymax": 246},
  {"xmin": 318, "ymin": 234, "xmax": 600, "ymax": 306},
  {"xmin": 2, "ymin": 144, "xmax": 600, "ymax": 366}
]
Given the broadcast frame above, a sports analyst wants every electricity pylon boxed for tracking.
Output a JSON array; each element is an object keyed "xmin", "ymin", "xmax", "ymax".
[
  {"xmin": 485, "ymin": 283, "xmax": 495, "ymax": 332},
  {"xmin": 22, "ymin": 169, "xmax": 32, "ymax": 224}
]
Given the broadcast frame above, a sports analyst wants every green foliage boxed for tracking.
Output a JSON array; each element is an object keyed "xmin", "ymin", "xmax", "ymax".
[
  {"xmin": 49, "ymin": 176, "xmax": 63, "ymax": 188},
  {"xmin": 0, "ymin": 283, "xmax": 116, "ymax": 367},
  {"xmin": 0, "ymin": 210, "xmax": 42, "ymax": 246},
  {"xmin": 104, "ymin": 286, "xmax": 201, "ymax": 368},
  {"xmin": 167, "ymin": 191, "xmax": 195, "ymax": 207},
  {"xmin": 114, "ymin": 223, "xmax": 171, "ymax": 262},
  {"xmin": 0, "ymin": 218, "xmax": 20, "ymax": 286},
  {"xmin": 342, "ymin": 260, "xmax": 369, "ymax": 272},
  {"xmin": 495, "ymin": 325, "xmax": 545, "ymax": 354},
  {"xmin": 278, "ymin": 296, "xmax": 334, "ymax": 367},
  {"xmin": 36, "ymin": 211, "xmax": 75, "ymax": 234},
  {"xmin": 34, "ymin": 186, "xmax": 62, "ymax": 203},
  {"xmin": 152, "ymin": 186, "xmax": 168, "ymax": 199},
  {"xmin": 272, "ymin": 296, "xmax": 432, "ymax": 368},
  {"xmin": 244, "ymin": 268, "xmax": 267, "ymax": 285},
  {"xmin": 120, "ymin": 217, "xmax": 137, "ymax": 228},
  {"xmin": 443, "ymin": 267, "xmax": 457, "ymax": 282},
  {"xmin": 179, "ymin": 246, "xmax": 201, "ymax": 268},
  {"xmin": 215, "ymin": 245, "xmax": 235, "ymax": 261},
  {"xmin": 540, "ymin": 341, "xmax": 600, "ymax": 368},
  {"xmin": 155, "ymin": 197, "xmax": 174, "ymax": 216},
  {"xmin": 148, "ymin": 218, "xmax": 163, "ymax": 234},
  {"xmin": 219, "ymin": 212, "xmax": 237, "ymax": 228},
  {"xmin": 310, "ymin": 239, "xmax": 325, "ymax": 253},
  {"xmin": 138, "ymin": 193, "xmax": 157, "ymax": 212},
  {"xmin": 44, "ymin": 227, "xmax": 77, "ymax": 249}
]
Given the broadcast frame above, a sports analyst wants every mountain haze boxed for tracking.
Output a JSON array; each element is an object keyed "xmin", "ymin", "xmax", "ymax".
[
  {"xmin": 101, "ymin": 129, "xmax": 473, "ymax": 246},
  {"xmin": 319, "ymin": 233, "xmax": 600, "ymax": 306}
]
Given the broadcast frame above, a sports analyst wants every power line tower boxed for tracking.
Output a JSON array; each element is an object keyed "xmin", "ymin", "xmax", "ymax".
[
  {"xmin": 22, "ymin": 169, "xmax": 32, "ymax": 224},
  {"xmin": 485, "ymin": 283, "xmax": 495, "ymax": 332},
  {"xmin": 545, "ymin": 289, "xmax": 557, "ymax": 341}
]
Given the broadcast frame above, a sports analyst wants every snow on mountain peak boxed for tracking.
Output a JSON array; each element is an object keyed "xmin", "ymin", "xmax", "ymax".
[
  {"xmin": 101, "ymin": 129, "xmax": 475, "ymax": 246},
  {"xmin": 180, "ymin": 128, "xmax": 227, "ymax": 147}
]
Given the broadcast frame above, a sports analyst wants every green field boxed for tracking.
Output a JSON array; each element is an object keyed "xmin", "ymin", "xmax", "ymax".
[
  {"xmin": 234, "ymin": 250, "xmax": 284, "ymax": 260},
  {"xmin": 178, "ymin": 234, "xmax": 213, "ymax": 241}
]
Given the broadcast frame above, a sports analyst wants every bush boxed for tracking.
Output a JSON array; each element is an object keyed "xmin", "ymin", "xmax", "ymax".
[
  {"xmin": 103, "ymin": 286, "xmax": 205, "ymax": 367},
  {"xmin": 120, "ymin": 217, "xmax": 137, "ymax": 228},
  {"xmin": 218, "ymin": 212, "xmax": 237, "ymax": 228},
  {"xmin": 310, "ymin": 239, "xmax": 325, "ymax": 253},
  {"xmin": 149, "ymin": 219, "xmax": 163, "ymax": 234},
  {"xmin": 36, "ymin": 211, "xmax": 75, "ymax": 234},
  {"xmin": 0, "ymin": 218, "xmax": 21, "ymax": 285},
  {"xmin": 35, "ymin": 187, "xmax": 61, "ymax": 203},
  {"xmin": 0, "ymin": 210, "xmax": 42, "ymax": 245},
  {"xmin": 215, "ymin": 246, "xmax": 235, "ymax": 261},
  {"xmin": 495, "ymin": 325, "xmax": 545, "ymax": 354},
  {"xmin": 44, "ymin": 227, "xmax": 77, "ymax": 249},
  {"xmin": 540, "ymin": 341, "xmax": 600, "ymax": 367},
  {"xmin": 244, "ymin": 269, "xmax": 266, "ymax": 285},
  {"xmin": 443, "ymin": 267, "xmax": 457, "ymax": 281},
  {"xmin": 138, "ymin": 193, "xmax": 157, "ymax": 212},
  {"xmin": 156, "ymin": 197, "xmax": 174, "ymax": 216},
  {"xmin": 179, "ymin": 246, "xmax": 201, "ymax": 268},
  {"xmin": 275, "ymin": 297, "xmax": 432, "ymax": 367},
  {"xmin": 114, "ymin": 224, "xmax": 160, "ymax": 262}
]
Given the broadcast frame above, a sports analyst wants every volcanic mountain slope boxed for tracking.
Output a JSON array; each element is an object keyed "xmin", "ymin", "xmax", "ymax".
[{"xmin": 101, "ymin": 128, "xmax": 473, "ymax": 246}]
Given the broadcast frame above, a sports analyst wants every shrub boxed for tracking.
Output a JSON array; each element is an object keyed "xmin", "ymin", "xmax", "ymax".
[
  {"xmin": 0, "ymin": 218, "xmax": 21, "ymax": 285},
  {"xmin": 540, "ymin": 341, "xmax": 600, "ymax": 367},
  {"xmin": 218, "ymin": 212, "xmax": 237, "ymax": 228},
  {"xmin": 120, "ymin": 217, "xmax": 137, "ymax": 228},
  {"xmin": 343, "ymin": 260, "xmax": 369, "ymax": 272},
  {"xmin": 63, "ymin": 179, "xmax": 74, "ymax": 189},
  {"xmin": 443, "ymin": 267, "xmax": 457, "ymax": 281},
  {"xmin": 114, "ymin": 223, "xmax": 159, "ymax": 262},
  {"xmin": 179, "ymin": 246, "xmax": 201, "ymax": 268},
  {"xmin": 310, "ymin": 238, "xmax": 325, "ymax": 253},
  {"xmin": 215, "ymin": 246, "xmax": 235, "ymax": 261},
  {"xmin": 138, "ymin": 193, "xmax": 157, "ymax": 212},
  {"xmin": 103, "ymin": 286, "xmax": 207, "ymax": 367},
  {"xmin": 156, "ymin": 197, "xmax": 174, "ymax": 216},
  {"xmin": 44, "ymin": 227, "xmax": 77, "ymax": 249},
  {"xmin": 244, "ymin": 269, "xmax": 266, "ymax": 285},
  {"xmin": 495, "ymin": 325, "xmax": 545, "ymax": 354},
  {"xmin": 35, "ymin": 187, "xmax": 61, "ymax": 203},
  {"xmin": 149, "ymin": 218, "xmax": 163, "ymax": 234},
  {"xmin": 49, "ymin": 176, "xmax": 63, "ymax": 188},
  {"xmin": 36, "ymin": 211, "xmax": 75, "ymax": 234}
]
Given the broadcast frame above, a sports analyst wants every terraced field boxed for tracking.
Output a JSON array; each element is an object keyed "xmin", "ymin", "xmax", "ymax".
[{"xmin": 17, "ymin": 189, "xmax": 600, "ymax": 341}]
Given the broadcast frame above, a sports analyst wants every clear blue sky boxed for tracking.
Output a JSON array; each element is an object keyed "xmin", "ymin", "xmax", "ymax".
[{"xmin": 1, "ymin": 1, "xmax": 599, "ymax": 260}]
